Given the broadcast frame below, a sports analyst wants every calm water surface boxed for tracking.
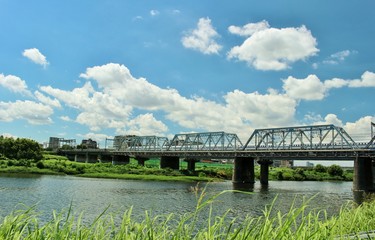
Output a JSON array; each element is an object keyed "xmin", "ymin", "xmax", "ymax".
[{"xmin": 0, "ymin": 174, "xmax": 353, "ymax": 223}]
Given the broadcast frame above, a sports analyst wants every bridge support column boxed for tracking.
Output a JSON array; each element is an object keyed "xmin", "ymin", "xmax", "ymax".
[
  {"xmin": 65, "ymin": 154, "xmax": 75, "ymax": 161},
  {"xmin": 184, "ymin": 158, "xmax": 199, "ymax": 171},
  {"xmin": 100, "ymin": 155, "xmax": 113, "ymax": 163},
  {"xmin": 112, "ymin": 155, "xmax": 130, "ymax": 165},
  {"xmin": 258, "ymin": 159, "xmax": 273, "ymax": 185},
  {"xmin": 232, "ymin": 157, "xmax": 255, "ymax": 184},
  {"xmin": 135, "ymin": 157, "xmax": 149, "ymax": 166},
  {"xmin": 160, "ymin": 156, "xmax": 180, "ymax": 170},
  {"xmin": 353, "ymin": 157, "xmax": 374, "ymax": 192},
  {"xmin": 86, "ymin": 154, "xmax": 98, "ymax": 163},
  {"xmin": 75, "ymin": 154, "xmax": 86, "ymax": 163}
]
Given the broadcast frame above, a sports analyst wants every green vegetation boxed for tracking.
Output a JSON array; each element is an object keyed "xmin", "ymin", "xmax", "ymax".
[
  {"xmin": 1, "ymin": 190, "xmax": 375, "ymax": 239},
  {"xmin": 0, "ymin": 136, "xmax": 353, "ymax": 182},
  {"xmin": 0, "ymin": 136, "xmax": 42, "ymax": 161},
  {"xmin": 0, "ymin": 153, "xmax": 353, "ymax": 182}
]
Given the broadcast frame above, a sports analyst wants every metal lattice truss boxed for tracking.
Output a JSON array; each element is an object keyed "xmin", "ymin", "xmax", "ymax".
[
  {"xmin": 113, "ymin": 135, "xmax": 169, "ymax": 151},
  {"xmin": 167, "ymin": 132, "xmax": 243, "ymax": 151},
  {"xmin": 243, "ymin": 124, "xmax": 360, "ymax": 150}
]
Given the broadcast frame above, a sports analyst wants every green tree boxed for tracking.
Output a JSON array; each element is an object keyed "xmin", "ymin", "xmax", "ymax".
[
  {"xmin": 314, "ymin": 164, "xmax": 327, "ymax": 173},
  {"xmin": 327, "ymin": 164, "xmax": 344, "ymax": 176}
]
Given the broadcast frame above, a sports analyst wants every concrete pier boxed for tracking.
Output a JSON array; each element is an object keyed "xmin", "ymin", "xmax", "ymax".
[
  {"xmin": 184, "ymin": 158, "xmax": 199, "ymax": 171},
  {"xmin": 232, "ymin": 157, "xmax": 255, "ymax": 184},
  {"xmin": 112, "ymin": 155, "xmax": 130, "ymax": 165},
  {"xmin": 160, "ymin": 156, "xmax": 180, "ymax": 170},
  {"xmin": 74, "ymin": 154, "xmax": 87, "ymax": 163},
  {"xmin": 135, "ymin": 157, "xmax": 149, "ymax": 166},
  {"xmin": 100, "ymin": 155, "xmax": 113, "ymax": 163},
  {"xmin": 353, "ymin": 156, "xmax": 374, "ymax": 192},
  {"xmin": 258, "ymin": 159, "xmax": 273, "ymax": 185}
]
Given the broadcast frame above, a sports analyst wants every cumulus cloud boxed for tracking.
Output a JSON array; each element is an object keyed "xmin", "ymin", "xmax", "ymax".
[
  {"xmin": 22, "ymin": 48, "xmax": 49, "ymax": 68},
  {"xmin": 283, "ymin": 75, "xmax": 326, "ymax": 100},
  {"xmin": 40, "ymin": 63, "xmax": 300, "ymax": 139},
  {"xmin": 34, "ymin": 91, "xmax": 61, "ymax": 108},
  {"xmin": 181, "ymin": 17, "xmax": 222, "ymax": 55},
  {"xmin": 282, "ymin": 71, "xmax": 375, "ymax": 101},
  {"xmin": 227, "ymin": 21, "xmax": 319, "ymax": 70},
  {"xmin": 0, "ymin": 74, "xmax": 32, "ymax": 96},
  {"xmin": 0, "ymin": 100, "xmax": 53, "ymax": 125},
  {"xmin": 308, "ymin": 113, "xmax": 374, "ymax": 142}
]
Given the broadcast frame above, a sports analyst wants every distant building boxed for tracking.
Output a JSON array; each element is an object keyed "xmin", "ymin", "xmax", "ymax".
[
  {"xmin": 306, "ymin": 161, "xmax": 314, "ymax": 167},
  {"xmin": 48, "ymin": 137, "xmax": 76, "ymax": 150},
  {"xmin": 81, "ymin": 139, "xmax": 98, "ymax": 149},
  {"xmin": 113, "ymin": 135, "xmax": 137, "ymax": 150},
  {"xmin": 273, "ymin": 160, "xmax": 293, "ymax": 167}
]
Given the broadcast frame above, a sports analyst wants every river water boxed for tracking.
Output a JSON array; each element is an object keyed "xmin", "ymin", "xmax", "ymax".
[{"xmin": 0, "ymin": 174, "xmax": 354, "ymax": 224}]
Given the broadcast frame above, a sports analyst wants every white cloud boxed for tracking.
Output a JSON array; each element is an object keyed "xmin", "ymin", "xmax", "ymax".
[
  {"xmin": 41, "ymin": 63, "xmax": 301, "ymax": 139},
  {"xmin": 323, "ymin": 50, "xmax": 355, "ymax": 65},
  {"xmin": 77, "ymin": 132, "xmax": 111, "ymax": 143},
  {"xmin": 309, "ymin": 114, "xmax": 374, "ymax": 142},
  {"xmin": 22, "ymin": 48, "xmax": 49, "ymax": 68},
  {"xmin": 0, "ymin": 100, "xmax": 53, "ymax": 125},
  {"xmin": 228, "ymin": 20, "xmax": 270, "ymax": 36},
  {"xmin": 150, "ymin": 10, "xmax": 160, "ymax": 16},
  {"xmin": 227, "ymin": 21, "xmax": 319, "ymax": 70},
  {"xmin": 60, "ymin": 116, "xmax": 72, "ymax": 122},
  {"xmin": 34, "ymin": 91, "xmax": 61, "ymax": 108},
  {"xmin": 0, "ymin": 74, "xmax": 32, "ymax": 96},
  {"xmin": 283, "ymin": 75, "xmax": 326, "ymax": 100},
  {"xmin": 124, "ymin": 113, "xmax": 168, "ymax": 136},
  {"xmin": 347, "ymin": 71, "xmax": 375, "ymax": 87},
  {"xmin": 282, "ymin": 71, "xmax": 375, "ymax": 101},
  {"xmin": 181, "ymin": 17, "xmax": 222, "ymax": 55}
]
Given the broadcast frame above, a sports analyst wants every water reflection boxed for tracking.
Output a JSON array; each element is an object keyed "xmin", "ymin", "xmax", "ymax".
[
  {"xmin": 0, "ymin": 175, "xmax": 355, "ymax": 223},
  {"xmin": 232, "ymin": 182, "xmax": 254, "ymax": 192}
]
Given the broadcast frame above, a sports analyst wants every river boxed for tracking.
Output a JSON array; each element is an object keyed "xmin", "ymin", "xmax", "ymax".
[{"xmin": 0, "ymin": 174, "xmax": 354, "ymax": 224}]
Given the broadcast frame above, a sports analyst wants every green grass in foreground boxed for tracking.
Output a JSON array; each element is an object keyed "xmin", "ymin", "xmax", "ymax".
[{"xmin": 1, "ymin": 190, "xmax": 375, "ymax": 239}]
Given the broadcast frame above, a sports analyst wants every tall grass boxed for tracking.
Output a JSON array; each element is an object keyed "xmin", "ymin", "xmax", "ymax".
[{"xmin": 1, "ymin": 190, "xmax": 375, "ymax": 239}]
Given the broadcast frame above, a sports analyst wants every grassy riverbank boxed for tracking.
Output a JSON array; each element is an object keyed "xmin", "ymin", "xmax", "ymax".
[
  {"xmin": 0, "ymin": 152, "xmax": 353, "ymax": 182},
  {"xmin": 1, "ymin": 190, "xmax": 375, "ymax": 239}
]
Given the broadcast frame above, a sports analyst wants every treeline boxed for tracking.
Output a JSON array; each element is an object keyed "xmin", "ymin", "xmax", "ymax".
[{"xmin": 0, "ymin": 136, "xmax": 43, "ymax": 161}]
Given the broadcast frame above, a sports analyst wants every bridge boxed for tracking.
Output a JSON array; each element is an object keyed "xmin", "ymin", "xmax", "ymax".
[{"xmin": 60, "ymin": 124, "xmax": 375, "ymax": 193}]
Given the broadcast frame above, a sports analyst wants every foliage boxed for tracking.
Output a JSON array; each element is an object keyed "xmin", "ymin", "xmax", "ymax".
[
  {"xmin": 0, "ymin": 136, "xmax": 42, "ymax": 161},
  {"xmin": 1, "ymin": 191, "xmax": 375, "ymax": 239},
  {"xmin": 327, "ymin": 164, "xmax": 344, "ymax": 176},
  {"xmin": 314, "ymin": 164, "xmax": 327, "ymax": 173}
]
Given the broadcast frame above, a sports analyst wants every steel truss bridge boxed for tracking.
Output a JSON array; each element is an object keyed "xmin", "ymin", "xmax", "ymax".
[{"xmin": 97, "ymin": 124, "xmax": 375, "ymax": 160}]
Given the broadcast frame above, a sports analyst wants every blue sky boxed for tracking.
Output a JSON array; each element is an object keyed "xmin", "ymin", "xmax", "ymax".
[{"xmin": 0, "ymin": 0, "xmax": 375, "ymax": 147}]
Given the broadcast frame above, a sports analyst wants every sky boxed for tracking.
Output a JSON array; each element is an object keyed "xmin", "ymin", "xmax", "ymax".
[{"xmin": 0, "ymin": 0, "xmax": 375, "ymax": 148}]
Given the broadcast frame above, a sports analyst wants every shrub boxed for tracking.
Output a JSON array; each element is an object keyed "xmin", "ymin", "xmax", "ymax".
[
  {"xmin": 327, "ymin": 164, "xmax": 344, "ymax": 176},
  {"xmin": 36, "ymin": 161, "xmax": 45, "ymax": 169},
  {"xmin": 314, "ymin": 164, "xmax": 327, "ymax": 173}
]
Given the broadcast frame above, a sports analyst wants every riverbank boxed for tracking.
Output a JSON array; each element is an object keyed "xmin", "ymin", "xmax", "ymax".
[
  {"xmin": 0, "ymin": 189, "xmax": 374, "ymax": 239},
  {"xmin": 0, "ymin": 153, "xmax": 353, "ymax": 182}
]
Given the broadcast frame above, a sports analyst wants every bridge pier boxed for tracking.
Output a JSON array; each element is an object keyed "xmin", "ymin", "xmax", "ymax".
[
  {"xmin": 86, "ymin": 154, "xmax": 98, "ymax": 163},
  {"xmin": 100, "ymin": 155, "xmax": 113, "ymax": 163},
  {"xmin": 353, "ymin": 156, "xmax": 374, "ymax": 193},
  {"xmin": 135, "ymin": 157, "xmax": 149, "ymax": 166},
  {"xmin": 160, "ymin": 156, "xmax": 180, "ymax": 170},
  {"xmin": 232, "ymin": 157, "xmax": 255, "ymax": 184},
  {"xmin": 258, "ymin": 159, "xmax": 273, "ymax": 185},
  {"xmin": 184, "ymin": 158, "xmax": 199, "ymax": 171},
  {"xmin": 112, "ymin": 155, "xmax": 130, "ymax": 165},
  {"xmin": 75, "ymin": 154, "xmax": 87, "ymax": 163}
]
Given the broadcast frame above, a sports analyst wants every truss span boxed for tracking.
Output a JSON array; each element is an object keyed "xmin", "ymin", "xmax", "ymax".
[{"xmin": 243, "ymin": 124, "xmax": 362, "ymax": 150}]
